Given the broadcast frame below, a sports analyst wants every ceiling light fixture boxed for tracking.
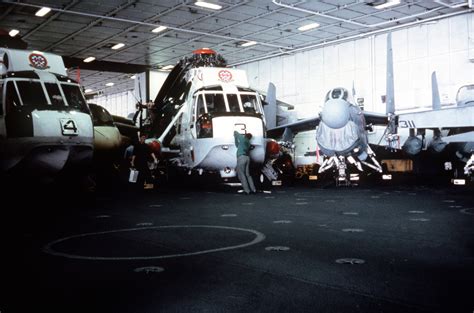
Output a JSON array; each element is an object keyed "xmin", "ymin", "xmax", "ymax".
[
  {"xmin": 83, "ymin": 56, "xmax": 96, "ymax": 63},
  {"xmin": 194, "ymin": 1, "xmax": 222, "ymax": 10},
  {"xmin": 374, "ymin": 0, "xmax": 401, "ymax": 9},
  {"xmin": 9, "ymin": 29, "xmax": 19, "ymax": 37},
  {"xmin": 152, "ymin": 25, "xmax": 168, "ymax": 33},
  {"xmin": 241, "ymin": 41, "xmax": 257, "ymax": 47},
  {"xmin": 105, "ymin": 82, "xmax": 114, "ymax": 87},
  {"xmin": 161, "ymin": 65, "xmax": 174, "ymax": 71},
  {"xmin": 298, "ymin": 22, "xmax": 320, "ymax": 31},
  {"xmin": 111, "ymin": 43, "xmax": 125, "ymax": 50},
  {"xmin": 35, "ymin": 7, "xmax": 51, "ymax": 17}
]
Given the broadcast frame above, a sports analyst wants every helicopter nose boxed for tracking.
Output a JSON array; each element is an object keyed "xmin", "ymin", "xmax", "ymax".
[{"xmin": 321, "ymin": 99, "xmax": 350, "ymax": 129}]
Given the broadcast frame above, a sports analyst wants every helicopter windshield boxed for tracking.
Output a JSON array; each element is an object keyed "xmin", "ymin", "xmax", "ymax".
[
  {"xmin": 5, "ymin": 79, "xmax": 89, "ymax": 113},
  {"xmin": 194, "ymin": 90, "xmax": 262, "ymax": 118}
]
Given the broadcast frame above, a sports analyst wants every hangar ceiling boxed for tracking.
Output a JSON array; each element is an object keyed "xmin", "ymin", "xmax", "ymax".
[{"xmin": 0, "ymin": 0, "xmax": 472, "ymax": 97}]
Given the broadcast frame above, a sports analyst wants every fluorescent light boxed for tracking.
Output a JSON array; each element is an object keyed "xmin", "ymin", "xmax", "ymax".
[
  {"xmin": 84, "ymin": 89, "xmax": 93, "ymax": 93},
  {"xmin": 298, "ymin": 22, "xmax": 320, "ymax": 31},
  {"xmin": 111, "ymin": 43, "xmax": 125, "ymax": 50},
  {"xmin": 9, "ymin": 29, "xmax": 19, "ymax": 37},
  {"xmin": 130, "ymin": 75, "xmax": 136, "ymax": 79},
  {"xmin": 35, "ymin": 7, "xmax": 51, "ymax": 17},
  {"xmin": 161, "ymin": 65, "xmax": 174, "ymax": 71},
  {"xmin": 83, "ymin": 56, "xmax": 96, "ymax": 63},
  {"xmin": 374, "ymin": 0, "xmax": 401, "ymax": 9},
  {"xmin": 105, "ymin": 82, "xmax": 114, "ymax": 87},
  {"xmin": 241, "ymin": 41, "xmax": 257, "ymax": 47},
  {"xmin": 195, "ymin": 1, "xmax": 222, "ymax": 10},
  {"xmin": 152, "ymin": 25, "xmax": 167, "ymax": 33}
]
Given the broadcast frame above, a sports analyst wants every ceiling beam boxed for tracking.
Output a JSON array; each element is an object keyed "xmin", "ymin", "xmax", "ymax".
[{"xmin": 63, "ymin": 56, "xmax": 149, "ymax": 73}]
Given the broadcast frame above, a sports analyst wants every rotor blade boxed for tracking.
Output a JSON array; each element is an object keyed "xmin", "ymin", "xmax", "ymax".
[
  {"xmin": 431, "ymin": 71, "xmax": 441, "ymax": 110},
  {"xmin": 386, "ymin": 33, "xmax": 395, "ymax": 115},
  {"xmin": 264, "ymin": 82, "xmax": 277, "ymax": 129}
]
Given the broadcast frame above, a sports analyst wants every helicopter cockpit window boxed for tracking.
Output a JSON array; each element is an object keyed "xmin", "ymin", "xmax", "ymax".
[
  {"xmin": 456, "ymin": 85, "xmax": 474, "ymax": 106},
  {"xmin": 196, "ymin": 94, "xmax": 206, "ymax": 118},
  {"xmin": 227, "ymin": 94, "xmax": 240, "ymax": 112},
  {"xmin": 61, "ymin": 83, "xmax": 88, "ymax": 112},
  {"xmin": 240, "ymin": 94, "xmax": 259, "ymax": 113},
  {"xmin": 205, "ymin": 93, "xmax": 226, "ymax": 113},
  {"xmin": 15, "ymin": 80, "xmax": 48, "ymax": 107},
  {"xmin": 325, "ymin": 88, "xmax": 349, "ymax": 102},
  {"xmin": 89, "ymin": 103, "xmax": 114, "ymax": 127},
  {"xmin": 5, "ymin": 81, "xmax": 20, "ymax": 113},
  {"xmin": 45, "ymin": 83, "xmax": 65, "ymax": 107}
]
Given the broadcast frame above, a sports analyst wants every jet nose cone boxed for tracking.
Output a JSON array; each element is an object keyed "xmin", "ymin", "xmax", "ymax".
[{"xmin": 321, "ymin": 99, "xmax": 350, "ymax": 129}]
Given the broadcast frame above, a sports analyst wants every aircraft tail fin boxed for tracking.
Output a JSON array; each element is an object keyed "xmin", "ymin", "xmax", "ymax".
[
  {"xmin": 264, "ymin": 82, "xmax": 277, "ymax": 129},
  {"xmin": 431, "ymin": 71, "xmax": 441, "ymax": 110},
  {"xmin": 386, "ymin": 33, "xmax": 395, "ymax": 115}
]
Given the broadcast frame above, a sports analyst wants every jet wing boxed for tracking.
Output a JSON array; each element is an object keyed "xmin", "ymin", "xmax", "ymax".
[
  {"xmin": 267, "ymin": 116, "xmax": 320, "ymax": 139},
  {"xmin": 397, "ymin": 106, "xmax": 474, "ymax": 129}
]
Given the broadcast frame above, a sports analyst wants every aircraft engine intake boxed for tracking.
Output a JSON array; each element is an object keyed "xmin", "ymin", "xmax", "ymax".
[
  {"xmin": 428, "ymin": 137, "xmax": 447, "ymax": 154},
  {"xmin": 266, "ymin": 139, "xmax": 280, "ymax": 157},
  {"xmin": 149, "ymin": 140, "xmax": 161, "ymax": 155}
]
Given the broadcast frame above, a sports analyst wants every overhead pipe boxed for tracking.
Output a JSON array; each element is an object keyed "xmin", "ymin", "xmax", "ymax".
[
  {"xmin": 272, "ymin": 0, "xmax": 445, "ymax": 28},
  {"xmin": 5, "ymin": 1, "xmax": 292, "ymax": 50},
  {"xmin": 434, "ymin": 0, "xmax": 469, "ymax": 8},
  {"xmin": 230, "ymin": 9, "xmax": 472, "ymax": 67}
]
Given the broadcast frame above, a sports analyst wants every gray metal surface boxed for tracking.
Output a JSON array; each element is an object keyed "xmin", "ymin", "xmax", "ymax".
[{"xmin": 1, "ymin": 181, "xmax": 473, "ymax": 313}]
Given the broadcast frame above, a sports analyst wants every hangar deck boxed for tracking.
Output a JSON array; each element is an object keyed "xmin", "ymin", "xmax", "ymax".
[{"xmin": 1, "ymin": 182, "xmax": 473, "ymax": 313}]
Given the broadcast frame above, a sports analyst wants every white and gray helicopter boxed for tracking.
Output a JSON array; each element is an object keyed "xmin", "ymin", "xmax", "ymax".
[
  {"xmin": 0, "ymin": 46, "xmax": 94, "ymax": 178},
  {"xmin": 143, "ymin": 48, "xmax": 279, "ymax": 179}
]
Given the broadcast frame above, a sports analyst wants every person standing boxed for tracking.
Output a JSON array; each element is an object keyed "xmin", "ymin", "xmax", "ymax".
[
  {"xmin": 234, "ymin": 131, "xmax": 257, "ymax": 195},
  {"xmin": 131, "ymin": 134, "xmax": 158, "ymax": 189}
]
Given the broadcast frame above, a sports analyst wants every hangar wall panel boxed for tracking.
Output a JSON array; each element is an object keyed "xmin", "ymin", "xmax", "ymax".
[{"xmin": 238, "ymin": 14, "xmax": 474, "ymax": 116}]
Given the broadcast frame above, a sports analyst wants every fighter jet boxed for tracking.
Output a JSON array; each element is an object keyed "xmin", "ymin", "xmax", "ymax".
[
  {"xmin": 142, "ymin": 48, "xmax": 277, "ymax": 179},
  {"xmin": 378, "ymin": 33, "xmax": 474, "ymax": 182},
  {"xmin": 266, "ymin": 85, "xmax": 389, "ymax": 185}
]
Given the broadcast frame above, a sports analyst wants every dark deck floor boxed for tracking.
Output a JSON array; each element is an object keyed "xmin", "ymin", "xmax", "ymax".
[{"xmin": 1, "ymin": 181, "xmax": 473, "ymax": 313}]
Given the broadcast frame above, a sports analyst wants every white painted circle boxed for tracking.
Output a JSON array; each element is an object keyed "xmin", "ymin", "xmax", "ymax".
[
  {"xmin": 265, "ymin": 246, "xmax": 290, "ymax": 251},
  {"xmin": 44, "ymin": 225, "xmax": 265, "ymax": 261},
  {"xmin": 134, "ymin": 266, "xmax": 164, "ymax": 274}
]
